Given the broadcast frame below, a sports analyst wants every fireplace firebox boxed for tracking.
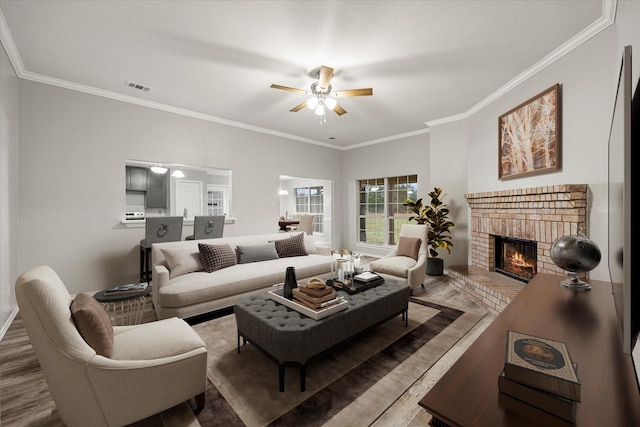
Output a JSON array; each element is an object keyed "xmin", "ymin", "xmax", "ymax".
[{"xmin": 494, "ymin": 236, "xmax": 537, "ymax": 283}]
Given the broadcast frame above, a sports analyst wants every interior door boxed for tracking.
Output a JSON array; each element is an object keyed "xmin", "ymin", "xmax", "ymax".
[{"xmin": 176, "ymin": 180, "xmax": 203, "ymax": 219}]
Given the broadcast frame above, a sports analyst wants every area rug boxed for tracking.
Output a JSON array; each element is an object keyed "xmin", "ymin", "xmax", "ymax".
[{"xmin": 190, "ymin": 296, "xmax": 485, "ymax": 427}]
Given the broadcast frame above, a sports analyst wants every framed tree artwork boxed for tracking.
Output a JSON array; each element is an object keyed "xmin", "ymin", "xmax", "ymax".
[{"xmin": 499, "ymin": 84, "xmax": 561, "ymax": 180}]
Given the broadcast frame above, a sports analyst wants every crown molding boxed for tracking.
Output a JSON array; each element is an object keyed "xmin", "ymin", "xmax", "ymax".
[{"xmin": 424, "ymin": 0, "xmax": 617, "ymax": 128}]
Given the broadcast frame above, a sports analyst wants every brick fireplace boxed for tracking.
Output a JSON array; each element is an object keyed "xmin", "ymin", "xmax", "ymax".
[{"xmin": 449, "ymin": 184, "xmax": 588, "ymax": 314}]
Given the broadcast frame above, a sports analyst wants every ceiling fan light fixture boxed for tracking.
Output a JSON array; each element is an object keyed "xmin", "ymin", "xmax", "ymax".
[
  {"xmin": 324, "ymin": 97, "xmax": 337, "ymax": 110},
  {"xmin": 307, "ymin": 97, "xmax": 319, "ymax": 110},
  {"xmin": 314, "ymin": 104, "xmax": 325, "ymax": 116}
]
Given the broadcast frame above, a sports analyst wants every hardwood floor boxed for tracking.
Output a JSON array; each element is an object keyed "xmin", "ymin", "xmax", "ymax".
[{"xmin": 0, "ymin": 276, "xmax": 494, "ymax": 426}]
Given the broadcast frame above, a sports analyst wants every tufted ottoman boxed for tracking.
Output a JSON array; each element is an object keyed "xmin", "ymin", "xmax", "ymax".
[{"xmin": 234, "ymin": 279, "xmax": 410, "ymax": 391}]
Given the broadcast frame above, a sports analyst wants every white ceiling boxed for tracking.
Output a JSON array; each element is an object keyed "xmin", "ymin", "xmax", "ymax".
[{"xmin": 0, "ymin": 1, "xmax": 610, "ymax": 149}]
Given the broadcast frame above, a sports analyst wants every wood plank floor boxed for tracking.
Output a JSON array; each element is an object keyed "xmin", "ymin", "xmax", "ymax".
[{"xmin": 0, "ymin": 276, "xmax": 494, "ymax": 426}]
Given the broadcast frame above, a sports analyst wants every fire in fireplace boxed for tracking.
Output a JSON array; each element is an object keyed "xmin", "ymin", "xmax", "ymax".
[{"xmin": 494, "ymin": 236, "xmax": 537, "ymax": 283}]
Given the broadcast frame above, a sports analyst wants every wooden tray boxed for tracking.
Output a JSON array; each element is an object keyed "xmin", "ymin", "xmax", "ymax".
[{"xmin": 268, "ymin": 288, "xmax": 349, "ymax": 320}]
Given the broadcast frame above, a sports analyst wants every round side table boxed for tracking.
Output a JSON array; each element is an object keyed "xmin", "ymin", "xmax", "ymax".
[{"xmin": 94, "ymin": 284, "xmax": 151, "ymax": 326}]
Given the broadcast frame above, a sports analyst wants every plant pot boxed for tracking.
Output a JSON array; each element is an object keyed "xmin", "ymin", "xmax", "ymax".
[{"xmin": 426, "ymin": 257, "xmax": 444, "ymax": 276}]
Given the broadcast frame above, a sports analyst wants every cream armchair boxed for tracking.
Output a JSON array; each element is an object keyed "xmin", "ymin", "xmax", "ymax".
[
  {"xmin": 15, "ymin": 265, "xmax": 208, "ymax": 427},
  {"xmin": 370, "ymin": 224, "xmax": 428, "ymax": 292}
]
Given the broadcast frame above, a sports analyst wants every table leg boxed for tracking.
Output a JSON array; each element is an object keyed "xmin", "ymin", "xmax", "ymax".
[
  {"xmin": 300, "ymin": 365, "xmax": 306, "ymax": 392},
  {"xmin": 279, "ymin": 364, "xmax": 285, "ymax": 392}
]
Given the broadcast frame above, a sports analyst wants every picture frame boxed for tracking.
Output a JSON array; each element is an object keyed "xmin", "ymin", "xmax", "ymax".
[{"xmin": 498, "ymin": 84, "xmax": 561, "ymax": 180}]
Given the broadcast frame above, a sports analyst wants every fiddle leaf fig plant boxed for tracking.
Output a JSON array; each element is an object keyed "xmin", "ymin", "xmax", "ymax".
[
  {"xmin": 402, "ymin": 198, "xmax": 428, "ymax": 224},
  {"xmin": 424, "ymin": 187, "xmax": 455, "ymax": 258},
  {"xmin": 405, "ymin": 187, "xmax": 455, "ymax": 258}
]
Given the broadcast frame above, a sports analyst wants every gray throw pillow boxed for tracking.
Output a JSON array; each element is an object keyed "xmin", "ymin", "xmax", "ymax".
[{"xmin": 237, "ymin": 242, "xmax": 280, "ymax": 264}]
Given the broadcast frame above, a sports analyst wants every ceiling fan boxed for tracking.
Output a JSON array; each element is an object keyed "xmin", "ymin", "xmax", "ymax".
[{"xmin": 270, "ymin": 65, "xmax": 372, "ymax": 121}]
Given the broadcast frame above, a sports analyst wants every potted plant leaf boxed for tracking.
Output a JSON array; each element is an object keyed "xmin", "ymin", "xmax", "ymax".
[
  {"xmin": 402, "ymin": 198, "xmax": 428, "ymax": 224},
  {"xmin": 404, "ymin": 187, "xmax": 455, "ymax": 276}
]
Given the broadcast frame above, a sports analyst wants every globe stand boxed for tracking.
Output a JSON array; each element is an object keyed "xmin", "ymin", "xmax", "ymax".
[{"xmin": 560, "ymin": 272, "xmax": 592, "ymax": 291}]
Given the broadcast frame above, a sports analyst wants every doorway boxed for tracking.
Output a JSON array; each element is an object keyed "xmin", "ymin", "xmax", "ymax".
[{"xmin": 176, "ymin": 180, "xmax": 203, "ymax": 219}]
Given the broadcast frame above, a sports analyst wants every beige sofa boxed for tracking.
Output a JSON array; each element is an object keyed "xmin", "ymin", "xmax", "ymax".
[{"xmin": 151, "ymin": 232, "xmax": 332, "ymax": 320}]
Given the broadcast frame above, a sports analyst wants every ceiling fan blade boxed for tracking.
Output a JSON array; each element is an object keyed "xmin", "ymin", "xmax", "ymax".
[
  {"xmin": 333, "ymin": 104, "xmax": 347, "ymax": 116},
  {"xmin": 290, "ymin": 101, "xmax": 308, "ymax": 112},
  {"xmin": 270, "ymin": 84, "xmax": 307, "ymax": 94},
  {"xmin": 334, "ymin": 88, "xmax": 373, "ymax": 97},
  {"xmin": 318, "ymin": 66, "xmax": 334, "ymax": 91}
]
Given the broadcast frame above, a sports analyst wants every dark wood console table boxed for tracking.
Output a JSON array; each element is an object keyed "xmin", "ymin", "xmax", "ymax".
[
  {"xmin": 278, "ymin": 220, "xmax": 299, "ymax": 231},
  {"xmin": 418, "ymin": 273, "xmax": 640, "ymax": 426}
]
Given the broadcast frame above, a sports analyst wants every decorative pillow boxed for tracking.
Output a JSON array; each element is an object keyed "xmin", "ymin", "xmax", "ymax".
[
  {"xmin": 274, "ymin": 233, "xmax": 308, "ymax": 258},
  {"xmin": 161, "ymin": 248, "xmax": 204, "ymax": 279},
  {"xmin": 303, "ymin": 233, "xmax": 318, "ymax": 254},
  {"xmin": 397, "ymin": 236, "xmax": 421, "ymax": 260},
  {"xmin": 70, "ymin": 293, "xmax": 114, "ymax": 358},
  {"xmin": 237, "ymin": 242, "xmax": 279, "ymax": 264},
  {"xmin": 199, "ymin": 243, "xmax": 237, "ymax": 273}
]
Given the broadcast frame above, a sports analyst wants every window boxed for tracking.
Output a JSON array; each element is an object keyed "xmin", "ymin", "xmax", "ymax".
[
  {"xmin": 207, "ymin": 185, "xmax": 228, "ymax": 216},
  {"xmin": 294, "ymin": 186, "xmax": 324, "ymax": 233},
  {"xmin": 358, "ymin": 175, "xmax": 418, "ymax": 245}
]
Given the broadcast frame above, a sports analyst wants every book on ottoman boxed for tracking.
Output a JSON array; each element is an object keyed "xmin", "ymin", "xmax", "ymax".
[
  {"xmin": 298, "ymin": 284, "xmax": 333, "ymax": 297},
  {"xmin": 292, "ymin": 289, "xmax": 337, "ymax": 308}
]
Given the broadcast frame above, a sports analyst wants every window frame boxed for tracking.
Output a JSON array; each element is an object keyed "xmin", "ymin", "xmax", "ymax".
[
  {"xmin": 357, "ymin": 175, "xmax": 418, "ymax": 246},
  {"xmin": 294, "ymin": 185, "xmax": 324, "ymax": 234}
]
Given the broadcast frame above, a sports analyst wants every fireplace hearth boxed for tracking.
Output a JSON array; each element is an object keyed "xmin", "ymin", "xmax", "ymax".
[{"xmin": 495, "ymin": 236, "xmax": 537, "ymax": 282}]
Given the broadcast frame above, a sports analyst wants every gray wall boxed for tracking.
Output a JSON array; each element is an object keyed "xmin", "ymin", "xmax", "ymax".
[
  {"xmin": 0, "ymin": 41, "xmax": 18, "ymax": 331},
  {"xmin": 16, "ymin": 80, "xmax": 343, "ymax": 294},
  {"xmin": 438, "ymin": 0, "xmax": 639, "ymax": 282}
]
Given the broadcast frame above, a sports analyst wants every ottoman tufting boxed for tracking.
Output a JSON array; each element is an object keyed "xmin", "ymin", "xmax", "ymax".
[{"xmin": 234, "ymin": 279, "xmax": 410, "ymax": 391}]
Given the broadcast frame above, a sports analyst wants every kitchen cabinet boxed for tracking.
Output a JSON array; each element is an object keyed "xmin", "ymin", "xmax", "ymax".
[
  {"xmin": 146, "ymin": 170, "xmax": 167, "ymax": 208},
  {"xmin": 126, "ymin": 166, "xmax": 147, "ymax": 192}
]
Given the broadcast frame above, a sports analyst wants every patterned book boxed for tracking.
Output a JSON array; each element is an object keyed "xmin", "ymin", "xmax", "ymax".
[{"xmin": 504, "ymin": 331, "xmax": 580, "ymax": 401}]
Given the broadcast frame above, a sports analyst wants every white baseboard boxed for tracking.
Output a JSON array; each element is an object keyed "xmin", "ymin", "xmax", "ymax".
[{"xmin": 0, "ymin": 306, "xmax": 19, "ymax": 342}]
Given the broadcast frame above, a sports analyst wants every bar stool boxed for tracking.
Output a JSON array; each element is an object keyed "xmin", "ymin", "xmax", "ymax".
[
  {"xmin": 185, "ymin": 215, "xmax": 225, "ymax": 240},
  {"xmin": 139, "ymin": 216, "xmax": 183, "ymax": 282}
]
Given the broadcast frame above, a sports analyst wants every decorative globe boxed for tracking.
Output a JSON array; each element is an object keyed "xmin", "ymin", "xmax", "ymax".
[{"xmin": 550, "ymin": 230, "xmax": 601, "ymax": 290}]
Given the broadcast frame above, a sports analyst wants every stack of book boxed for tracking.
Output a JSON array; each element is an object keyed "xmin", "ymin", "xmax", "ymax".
[
  {"xmin": 104, "ymin": 283, "xmax": 148, "ymax": 295},
  {"xmin": 353, "ymin": 271, "xmax": 385, "ymax": 286},
  {"xmin": 292, "ymin": 284, "xmax": 339, "ymax": 311},
  {"xmin": 499, "ymin": 330, "xmax": 581, "ymax": 423}
]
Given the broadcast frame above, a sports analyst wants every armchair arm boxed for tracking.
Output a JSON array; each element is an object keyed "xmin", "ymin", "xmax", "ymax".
[
  {"xmin": 377, "ymin": 247, "xmax": 398, "ymax": 260},
  {"xmin": 87, "ymin": 317, "xmax": 207, "ymax": 426},
  {"xmin": 406, "ymin": 253, "xmax": 427, "ymax": 289},
  {"xmin": 87, "ymin": 349, "xmax": 207, "ymax": 426},
  {"xmin": 152, "ymin": 264, "xmax": 169, "ymax": 308}
]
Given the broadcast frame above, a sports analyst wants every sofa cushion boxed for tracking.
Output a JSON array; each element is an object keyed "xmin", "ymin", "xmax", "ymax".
[
  {"xmin": 199, "ymin": 243, "xmax": 237, "ymax": 273},
  {"xmin": 70, "ymin": 293, "xmax": 114, "ymax": 357},
  {"xmin": 274, "ymin": 233, "xmax": 308, "ymax": 258},
  {"xmin": 237, "ymin": 242, "xmax": 280, "ymax": 264},
  {"xmin": 397, "ymin": 236, "xmax": 421, "ymax": 260},
  {"xmin": 369, "ymin": 257, "xmax": 416, "ymax": 278},
  {"xmin": 161, "ymin": 247, "xmax": 204, "ymax": 279}
]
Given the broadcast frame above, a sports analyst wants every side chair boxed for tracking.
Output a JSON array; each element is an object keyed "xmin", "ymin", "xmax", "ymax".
[{"xmin": 15, "ymin": 265, "xmax": 207, "ymax": 427}]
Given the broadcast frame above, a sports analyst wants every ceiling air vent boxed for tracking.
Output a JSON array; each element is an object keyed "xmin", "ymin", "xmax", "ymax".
[{"xmin": 126, "ymin": 81, "xmax": 151, "ymax": 92}]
